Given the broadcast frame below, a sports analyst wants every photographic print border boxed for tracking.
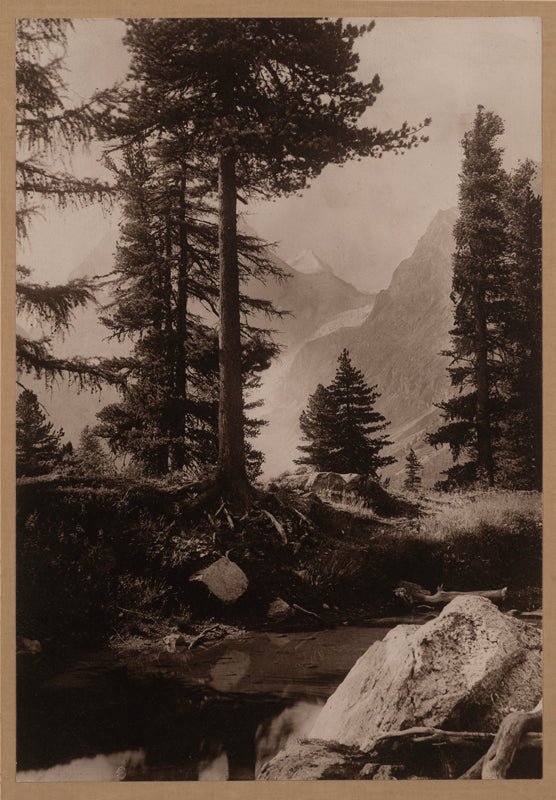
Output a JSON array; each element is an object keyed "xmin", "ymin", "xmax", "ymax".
[{"xmin": 2, "ymin": 1, "xmax": 555, "ymax": 798}]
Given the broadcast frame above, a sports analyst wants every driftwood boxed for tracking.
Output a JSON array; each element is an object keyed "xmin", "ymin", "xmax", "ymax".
[
  {"xmin": 373, "ymin": 726, "xmax": 541, "ymax": 751},
  {"xmin": 262, "ymin": 509, "xmax": 288, "ymax": 544},
  {"xmin": 188, "ymin": 624, "xmax": 221, "ymax": 650},
  {"xmin": 292, "ymin": 603, "xmax": 322, "ymax": 621},
  {"xmin": 395, "ymin": 581, "xmax": 507, "ymax": 606},
  {"xmin": 460, "ymin": 701, "xmax": 542, "ymax": 779}
]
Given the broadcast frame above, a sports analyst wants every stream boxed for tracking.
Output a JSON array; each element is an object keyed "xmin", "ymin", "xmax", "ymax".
[{"xmin": 17, "ymin": 625, "xmax": 403, "ymax": 781}]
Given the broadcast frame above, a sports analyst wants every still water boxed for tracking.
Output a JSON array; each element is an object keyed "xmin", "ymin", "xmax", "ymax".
[{"xmin": 17, "ymin": 626, "xmax": 395, "ymax": 781}]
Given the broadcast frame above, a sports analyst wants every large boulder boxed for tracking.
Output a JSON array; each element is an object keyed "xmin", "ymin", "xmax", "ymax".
[
  {"xmin": 259, "ymin": 597, "xmax": 541, "ymax": 780},
  {"xmin": 304, "ymin": 471, "xmax": 417, "ymax": 516},
  {"xmin": 189, "ymin": 556, "xmax": 248, "ymax": 604},
  {"xmin": 310, "ymin": 596, "xmax": 541, "ymax": 749},
  {"xmin": 304, "ymin": 472, "xmax": 347, "ymax": 494}
]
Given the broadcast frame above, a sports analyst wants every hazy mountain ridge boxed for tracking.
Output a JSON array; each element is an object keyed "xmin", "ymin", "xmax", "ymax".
[
  {"xmin": 19, "ymin": 210, "xmax": 458, "ymax": 485},
  {"xmin": 257, "ymin": 209, "xmax": 458, "ymax": 481}
]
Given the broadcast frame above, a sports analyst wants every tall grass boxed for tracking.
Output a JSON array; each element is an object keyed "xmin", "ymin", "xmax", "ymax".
[{"xmin": 415, "ymin": 490, "xmax": 541, "ymax": 541}]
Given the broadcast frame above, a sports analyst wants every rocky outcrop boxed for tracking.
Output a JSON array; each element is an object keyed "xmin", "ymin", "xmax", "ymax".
[
  {"xmin": 259, "ymin": 597, "xmax": 542, "ymax": 779},
  {"xmin": 303, "ymin": 471, "xmax": 418, "ymax": 517},
  {"xmin": 305, "ymin": 472, "xmax": 347, "ymax": 494},
  {"xmin": 189, "ymin": 556, "xmax": 248, "ymax": 604},
  {"xmin": 311, "ymin": 596, "xmax": 541, "ymax": 747}
]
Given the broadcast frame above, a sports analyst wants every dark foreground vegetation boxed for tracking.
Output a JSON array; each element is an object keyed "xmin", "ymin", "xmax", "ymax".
[{"xmin": 17, "ymin": 474, "xmax": 542, "ymax": 650}]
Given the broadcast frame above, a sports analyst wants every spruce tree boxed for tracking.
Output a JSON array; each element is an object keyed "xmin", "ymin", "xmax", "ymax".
[
  {"xmin": 296, "ymin": 384, "xmax": 340, "ymax": 472},
  {"xmin": 297, "ymin": 350, "xmax": 395, "ymax": 476},
  {"xmin": 16, "ymin": 389, "xmax": 63, "ymax": 476},
  {"xmin": 404, "ymin": 447, "xmax": 423, "ymax": 492},
  {"xmin": 329, "ymin": 349, "xmax": 396, "ymax": 475},
  {"xmin": 496, "ymin": 160, "xmax": 542, "ymax": 488},
  {"xmin": 428, "ymin": 107, "xmax": 507, "ymax": 487},
  {"xmin": 120, "ymin": 17, "xmax": 429, "ymax": 505}
]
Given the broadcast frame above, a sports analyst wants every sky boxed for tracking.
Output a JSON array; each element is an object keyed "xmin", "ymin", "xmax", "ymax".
[{"xmin": 19, "ymin": 16, "xmax": 542, "ymax": 294}]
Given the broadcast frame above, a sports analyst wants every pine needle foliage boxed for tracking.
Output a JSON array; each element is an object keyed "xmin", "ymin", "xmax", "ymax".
[
  {"xmin": 297, "ymin": 349, "xmax": 396, "ymax": 476},
  {"xmin": 16, "ymin": 19, "xmax": 116, "ymax": 387},
  {"xmin": 16, "ymin": 388, "xmax": 63, "ymax": 476}
]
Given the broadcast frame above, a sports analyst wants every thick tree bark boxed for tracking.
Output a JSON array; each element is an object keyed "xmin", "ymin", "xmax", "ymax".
[
  {"xmin": 472, "ymin": 289, "xmax": 495, "ymax": 486},
  {"xmin": 173, "ymin": 175, "xmax": 188, "ymax": 470},
  {"xmin": 217, "ymin": 148, "xmax": 249, "ymax": 508}
]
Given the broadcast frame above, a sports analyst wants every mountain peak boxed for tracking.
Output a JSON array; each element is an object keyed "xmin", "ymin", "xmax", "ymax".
[{"xmin": 288, "ymin": 249, "xmax": 333, "ymax": 276}]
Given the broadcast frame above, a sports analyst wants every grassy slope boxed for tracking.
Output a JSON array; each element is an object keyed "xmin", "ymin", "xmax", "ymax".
[{"xmin": 16, "ymin": 476, "xmax": 542, "ymax": 647}]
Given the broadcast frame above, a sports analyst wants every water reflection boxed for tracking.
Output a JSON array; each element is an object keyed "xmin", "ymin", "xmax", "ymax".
[
  {"xmin": 198, "ymin": 749, "xmax": 230, "ymax": 780},
  {"xmin": 255, "ymin": 700, "xmax": 324, "ymax": 776},
  {"xmin": 17, "ymin": 748, "xmax": 146, "ymax": 782}
]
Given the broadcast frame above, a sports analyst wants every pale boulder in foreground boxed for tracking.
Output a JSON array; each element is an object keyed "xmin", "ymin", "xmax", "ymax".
[
  {"xmin": 311, "ymin": 595, "xmax": 541, "ymax": 747},
  {"xmin": 259, "ymin": 596, "xmax": 541, "ymax": 779}
]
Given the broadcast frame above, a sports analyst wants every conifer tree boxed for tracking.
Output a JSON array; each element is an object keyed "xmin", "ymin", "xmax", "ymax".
[
  {"xmin": 95, "ymin": 144, "xmax": 278, "ymax": 476},
  {"xmin": 120, "ymin": 17, "xmax": 429, "ymax": 505},
  {"xmin": 329, "ymin": 349, "xmax": 396, "ymax": 475},
  {"xmin": 297, "ymin": 350, "xmax": 395, "ymax": 476},
  {"xmin": 74, "ymin": 425, "xmax": 110, "ymax": 476},
  {"xmin": 496, "ymin": 160, "xmax": 542, "ymax": 488},
  {"xmin": 16, "ymin": 19, "xmax": 114, "ymax": 386},
  {"xmin": 404, "ymin": 447, "xmax": 423, "ymax": 492},
  {"xmin": 16, "ymin": 389, "xmax": 63, "ymax": 476},
  {"xmin": 295, "ymin": 384, "xmax": 340, "ymax": 472},
  {"xmin": 428, "ymin": 107, "xmax": 507, "ymax": 487},
  {"xmin": 429, "ymin": 108, "xmax": 542, "ymax": 490}
]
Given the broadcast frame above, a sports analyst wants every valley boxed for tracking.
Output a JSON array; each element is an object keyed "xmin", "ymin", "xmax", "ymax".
[{"xmin": 23, "ymin": 209, "xmax": 458, "ymax": 487}]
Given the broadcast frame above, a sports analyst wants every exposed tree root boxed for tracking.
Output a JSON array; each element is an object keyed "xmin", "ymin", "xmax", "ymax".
[{"xmin": 460, "ymin": 701, "xmax": 542, "ymax": 779}]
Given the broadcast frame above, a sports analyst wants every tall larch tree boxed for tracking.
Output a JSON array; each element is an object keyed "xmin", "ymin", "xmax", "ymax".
[
  {"xmin": 16, "ymin": 18, "xmax": 114, "ymax": 387},
  {"xmin": 95, "ymin": 143, "xmax": 279, "ymax": 476},
  {"xmin": 121, "ymin": 17, "xmax": 430, "ymax": 507},
  {"xmin": 428, "ymin": 107, "xmax": 507, "ymax": 487}
]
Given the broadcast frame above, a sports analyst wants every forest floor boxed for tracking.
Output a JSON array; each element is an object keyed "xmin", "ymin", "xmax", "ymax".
[{"xmin": 16, "ymin": 476, "xmax": 542, "ymax": 653}]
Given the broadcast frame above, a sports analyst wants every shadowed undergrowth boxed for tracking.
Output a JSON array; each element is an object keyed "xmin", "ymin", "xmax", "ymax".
[{"xmin": 16, "ymin": 476, "xmax": 542, "ymax": 647}]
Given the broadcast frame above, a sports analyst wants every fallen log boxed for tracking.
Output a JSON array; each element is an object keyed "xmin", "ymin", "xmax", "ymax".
[
  {"xmin": 460, "ymin": 701, "xmax": 542, "ymax": 779},
  {"xmin": 373, "ymin": 726, "xmax": 541, "ymax": 751},
  {"xmin": 395, "ymin": 581, "xmax": 507, "ymax": 606}
]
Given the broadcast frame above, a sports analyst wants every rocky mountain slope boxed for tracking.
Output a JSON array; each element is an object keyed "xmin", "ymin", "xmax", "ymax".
[
  {"xmin": 19, "ymin": 210, "xmax": 458, "ymax": 485},
  {"xmin": 256, "ymin": 209, "xmax": 458, "ymax": 483},
  {"xmin": 20, "ymin": 230, "xmax": 374, "ymax": 452}
]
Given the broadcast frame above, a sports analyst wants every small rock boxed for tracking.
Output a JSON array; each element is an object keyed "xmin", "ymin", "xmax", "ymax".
[
  {"xmin": 163, "ymin": 633, "xmax": 181, "ymax": 652},
  {"xmin": 322, "ymin": 603, "xmax": 330, "ymax": 610},
  {"xmin": 267, "ymin": 598, "xmax": 292, "ymax": 622},
  {"xmin": 16, "ymin": 637, "xmax": 42, "ymax": 655},
  {"xmin": 189, "ymin": 556, "xmax": 248, "ymax": 604}
]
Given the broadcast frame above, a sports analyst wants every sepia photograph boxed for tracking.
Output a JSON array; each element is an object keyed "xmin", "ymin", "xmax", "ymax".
[{"xmin": 6, "ymin": 7, "xmax": 548, "ymax": 790}]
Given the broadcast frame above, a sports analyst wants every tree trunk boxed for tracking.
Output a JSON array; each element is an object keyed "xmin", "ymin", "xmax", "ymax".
[
  {"xmin": 472, "ymin": 289, "xmax": 495, "ymax": 486},
  {"xmin": 173, "ymin": 175, "xmax": 188, "ymax": 471},
  {"xmin": 217, "ymin": 147, "xmax": 249, "ymax": 508}
]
